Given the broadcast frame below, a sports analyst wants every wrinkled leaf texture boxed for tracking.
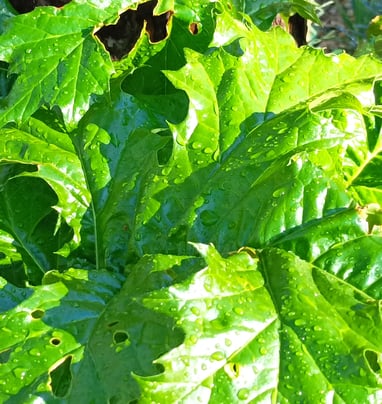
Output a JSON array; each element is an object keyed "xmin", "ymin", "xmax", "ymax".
[
  {"xmin": 0, "ymin": 0, "xmax": 382, "ymax": 402},
  {"xmin": 0, "ymin": 0, "xmax": 154, "ymax": 126}
]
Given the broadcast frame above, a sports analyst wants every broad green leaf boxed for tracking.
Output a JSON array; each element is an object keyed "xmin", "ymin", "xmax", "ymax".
[
  {"xmin": 138, "ymin": 245, "xmax": 382, "ymax": 403},
  {"xmin": 74, "ymin": 7, "xmax": 382, "ymax": 263},
  {"xmin": 0, "ymin": 268, "xmax": 124, "ymax": 401},
  {"xmin": 315, "ymin": 234, "xmax": 382, "ymax": 299},
  {"xmin": 0, "ymin": 255, "xmax": 202, "ymax": 402},
  {"xmin": 271, "ymin": 207, "xmax": 369, "ymax": 262},
  {"xmin": 0, "ymin": 0, "xmax": 150, "ymax": 126},
  {"xmin": 0, "ymin": 119, "xmax": 89, "ymax": 258},
  {"xmin": 0, "ymin": 2, "xmax": 382, "ymax": 401}
]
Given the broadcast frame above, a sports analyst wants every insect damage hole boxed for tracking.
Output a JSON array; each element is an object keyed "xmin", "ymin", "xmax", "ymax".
[
  {"xmin": 31, "ymin": 308, "xmax": 45, "ymax": 319},
  {"xmin": 113, "ymin": 330, "xmax": 129, "ymax": 344},
  {"xmin": 189, "ymin": 22, "xmax": 201, "ymax": 35},
  {"xmin": 50, "ymin": 337, "xmax": 62, "ymax": 346},
  {"xmin": 95, "ymin": 0, "xmax": 173, "ymax": 60}
]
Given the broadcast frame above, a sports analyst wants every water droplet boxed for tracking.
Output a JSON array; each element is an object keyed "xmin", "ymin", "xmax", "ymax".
[
  {"xmin": 210, "ymin": 351, "xmax": 225, "ymax": 361},
  {"xmin": 161, "ymin": 166, "xmax": 171, "ymax": 176},
  {"xmin": 173, "ymin": 177, "xmax": 184, "ymax": 185},
  {"xmin": 224, "ymin": 338, "xmax": 232, "ymax": 347},
  {"xmin": 203, "ymin": 280, "xmax": 212, "ymax": 292},
  {"xmin": 13, "ymin": 367, "xmax": 28, "ymax": 380},
  {"xmin": 233, "ymin": 307, "xmax": 244, "ymax": 316},
  {"xmin": 259, "ymin": 346, "xmax": 268, "ymax": 355},
  {"xmin": 272, "ymin": 187, "xmax": 286, "ymax": 198},
  {"xmin": 237, "ymin": 388, "xmax": 250, "ymax": 400},
  {"xmin": 188, "ymin": 335, "xmax": 198, "ymax": 345},
  {"xmin": 191, "ymin": 141, "xmax": 202, "ymax": 150},
  {"xmin": 29, "ymin": 348, "xmax": 41, "ymax": 357},
  {"xmin": 191, "ymin": 306, "xmax": 200, "ymax": 316},
  {"xmin": 181, "ymin": 357, "xmax": 190, "ymax": 366},
  {"xmin": 294, "ymin": 319, "xmax": 306, "ymax": 326}
]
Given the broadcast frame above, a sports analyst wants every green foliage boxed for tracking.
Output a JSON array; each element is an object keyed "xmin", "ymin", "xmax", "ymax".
[{"xmin": 0, "ymin": 0, "xmax": 382, "ymax": 402}]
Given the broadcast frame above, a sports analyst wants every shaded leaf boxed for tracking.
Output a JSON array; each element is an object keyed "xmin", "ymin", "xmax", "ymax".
[
  {"xmin": 0, "ymin": 120, "xmax": 89, "ymax": 257},
  {"xmin": 0, "ymin": 254, "xmax": 202, "ymax": 402},
  {"xmin": 0, "ymin": 268, "xmax": 123, "ymax": 402}
]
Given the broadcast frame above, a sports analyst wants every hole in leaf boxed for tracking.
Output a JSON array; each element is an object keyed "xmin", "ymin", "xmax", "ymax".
[
  {"xmin": 49, "ymin": 355, "xmax": 72, "ymax": 398},
  {"xmin": 189, "ymin": 22, "xmax": 200, "ymax": 35},
  {"xmin": 9, "ymin": 0, "xmax": 71, "ymax": 14},
  {"xmin": 31, "ymin": 309, "xmax": 45, "ymax": 319},
  {"xmin": 50, "ymin": 338, "xmax": 61, "ymax": 346},
  {"xmin": 364, "ymin": 349, "xmax": 381, "ymax": 372},
  {"xmin": 224, "ymin": 362, "xmax": 240, "ymax": 378},
  {"xmin": 113, "ymin": 331, "xmax": 129, "ymax": 344},
  {"xmin": 288, "ymin": 13, "xmax": 308, "ymax": 47},
  {"xmin": 146, "ymin": 10, "xmax": 173, "ymax": 43},
  {"xmin": 95, "ymin": 0, "xmax": 173, "ymax": 60}
]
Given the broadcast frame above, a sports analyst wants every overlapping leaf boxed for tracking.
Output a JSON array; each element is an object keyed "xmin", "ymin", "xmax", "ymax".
[
  {"xmin": 138, "ymin": 244, "xmax": 382, "ymax": 402},
  {"xmin": 0, "ymin": 268, "xmax": 124, "ymax": 402},
  {"xmin": 0, "ymin": 0, "xmax": 149, "ymax": 126},
  {"xmin": 230, "ymin": 0, "xmax": 320, "ymax": 29},
  {"xmin": 0, "ymin": 118, "xmax": 89, "ymax": 261},
  {"xmin": 95, "ymin": 11, "xmax": 381, "ymax": 257},
  {"xmin": 0, "ymin": 0, "xmax": 382, "ymax": 402},
  {"xmin": 0, "ymin": 254, "xmax": 204, "ymax": 402}
]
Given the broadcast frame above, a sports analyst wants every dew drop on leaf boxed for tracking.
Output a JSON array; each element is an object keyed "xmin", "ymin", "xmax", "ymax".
[
  {"xmin": 29, "ymin": 348, "xmax": 41, "ymax": 357},
  {"xmin": 237, "ymin": 388, "xmax": 250, "ymax": 400},
  {"xmin": 188, "ymin": 335, "xmax": 198, "ymax": 345},
  {"xmin": 233, "ymin": 306, "xmax": 244, "ymax": 315},
  {"xmin": 173, "ymin": 177, "xmax": 183, "ymax": 185},
  {"xmin": 210, "ymin": 351, "xmax": 225, "ymax": 361},
  {"xmin": 224, "ymin": 338, "xmax": 232, "ymax": 346},
  {"xmin": 259, "ymin": 347, "xmax": 267, "ymax": 355},
  {"xmin": 190, "ymin": 306, "xmax": 200, "ymax": 315},
  {"xmin": 294, "ymin": 318, "xmax": 306, "ymax": 326},
  {"xmin": 191, "ymin": 141, "xmax": 202, "ymax": 150}
]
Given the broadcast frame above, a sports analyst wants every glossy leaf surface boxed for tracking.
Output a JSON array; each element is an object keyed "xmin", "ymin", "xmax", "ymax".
[
  {"xmin": 0, "ymin": 0, "xmax": 382, "ymax": 402},
  {"xmin": 138, "ymin": 245, "xmax": 382, "ymax": 403},
  {"xmin": 0, "ymin": 1, "xmax": 144, "ymax": 126}
]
